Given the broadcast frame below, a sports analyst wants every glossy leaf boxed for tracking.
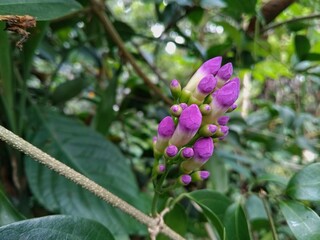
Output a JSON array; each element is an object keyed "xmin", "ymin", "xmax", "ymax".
[
  {"xmin": 0, "ymin": 215, "xmax": 115, "ymax": 239},
  {"xmin": 286, "ymin": 163, "xmax": 320, "ymax": 201},
  {"xmin": 223, "ymin": 203, "xmax": 251, "ymax": 240},
  {"xmin": 0, "ymin": 0, "xmax": 82, "ymax": 21},
  {"xmin": 0, "ymin": 189, "xmax": 24, "ymax": 227},
  {"xmin": 280, "ymin": 200, "xmax": 320, "ymax": 240},
  {"xmin": 24, "ymin": 108, "xmax": 147, "ymax": 237}
]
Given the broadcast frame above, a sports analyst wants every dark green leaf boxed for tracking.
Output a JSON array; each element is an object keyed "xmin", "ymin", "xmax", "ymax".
[
  {"xmin": 223, "ymin": 203, "xmax": 252, "ymax": 240},
  {"xmin": 25, "ymin": 108, "xmax": 147, "ymax": 237},
  {"xmin": 280, "ymin": 200, "xmax": 320, "ymax": 240},
  {"xmin": 294, "ymin": 35, "xmax": 311, "ymax": 60},
  {"xmin": 222, "ymin": 0, "xmax": 257, "ymax": 20},
  {"xmin": 286, "ymin": 163, "xmax": 320, "ymax": 201},
  {"xmin": 245, "ymin": 195, "xmax": 268, "ymax": 230},
  {"xmin": 0, "ymin": 0, "xmax": 82, "ymax": 21},
  {"xmin": 0, "ymin": 189, "xmax": 24, "ymax": 227},
  {"xmin": 0, "ymin": 215, "xmax": 115, "ymax": 240},
  {"xmin": 208, "ymin": 158, "xmax": 229, "ymax": 193}
]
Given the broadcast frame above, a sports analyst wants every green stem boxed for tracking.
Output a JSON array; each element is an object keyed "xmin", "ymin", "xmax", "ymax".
[
  {"xmin": 261, "ymin": 194, "xmax": 279, "ymax": 240},
  {"xmin": 151, "ymin": 170, "xmax": 169, "ymax": 216}
]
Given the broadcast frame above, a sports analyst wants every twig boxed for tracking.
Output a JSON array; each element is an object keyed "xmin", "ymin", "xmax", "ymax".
[
  {"xmin": 0, "ymin": 125, "xmax": 185, "ymax": 240},
  {"xmin": 90, "ymin": 0, "xmax": 172, "ymax": 105},
  {"xmin": 263, "ymin": 13, "xmax": 320, "ymax": 32}
]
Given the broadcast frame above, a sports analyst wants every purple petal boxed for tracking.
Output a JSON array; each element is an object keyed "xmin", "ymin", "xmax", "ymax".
[
  {"xmin": 158, "ymin": 116, "xmax": 175, "ymax": 138},
  {"xmin": 216, "ymin": 63, "xmax": 233, "ymax": 81},
  {"xmin": 193, "ymin": 137, "xmax": 214, "ymax": 163},
  {"xmin": 208, "ymin": 124, "xmax": 218, "ymax": 134},
  {"xmin": 214, "ymin": 77, "xmax": 240, "ymax": 108},
  {"xmin": 217, "ymin": 116, "xmax": 230, "ymax": 126},
  {"xmin": 199, "ymin": 171, "xmax": 210, "ymax": 180},
  {"xmin": 158, "ymin": 164, "xmax": 166, "ymax": 173},
  {"xmin": 165, "ymin": 145, "xmax": 178, "ymax": 157},
  {"xmin": 170, "ymin": 79, "xmax": 180, "ymax": 87},
  {"xmin": 197, "ymin": 75, "xmax": 217, "ymax": 94},
  {"xmin": 180, "ymin": 174, "xmax": 192, "ymax": 185},
  {"xmin": 180, "ymin": 103, "xmax": 188, "ymax": 110},
  {"xmin": 181, "ymin": 147, "xmax": 194, "ymax": 159}
]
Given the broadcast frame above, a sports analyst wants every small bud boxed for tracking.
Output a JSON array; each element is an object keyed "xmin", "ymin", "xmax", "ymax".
[
  {"xmin": 218, "ymin": 126, "xmax": 229, "ymax": 140},
  {"xmin": 191, "ymin": 171, "xmax": 210, "ymax": 181},
  {"xmin": 170, "ymin": 79, "xmax": 181, "ymax": 99},
  {"xmin": 179, "ymin": 174, "xmax": 192, "ymax": 185},
  {"xmin": 227, "ymin": 103, "xmax": 237, "ymax": 112},
  {"xmin": 169, "ymin": 104, "xmax": 202, "ymax": 147},
  {"xmin": 216, "ymin": 63, "xmax": 233, "ymax": 88},
  {"xmin": 180, "ymin": 103, "xmax": 188, "ymax": 110},
  {"xmin": 181, "ymin": 137, "xmax": 214, "ymax": 173},
  {"xmin": 181, "ymin": 147, "xmax": 194, "ymax": 159},
  {"xmin": 184, "ymin": 56, "xmax": 222, "ymax": 92},
  {"xmin": 203, "ymin": 77, "xmax": 240, "ymax": 124},
  {"xmin": 154, "ymin": 116, "xmax": 175, "ymax": 154},
  {"xmin": 179, "ymin": 89, "xmax": 191, "ymax": 103},
  {"xmin": 217, "ymin": 116, "xmax": 230, "ymax": 126},
  {"xmin": 200, "ymin": 104, "xmax": 212, "ymax": 115},
  {"xmin": 189, "ymin": 75, "xmax": 217, "ymax": 103},
  {"xmin": 170, "ymin": 104, "xmax": 183, "ymax": 117},
  {"xmin": 158, "ymin": 164, "xmax": 166, "ymax": 173},
  {"xmin": 165, "ymin": 145, "xmax": 179, "ymax": 158},
  {"xmin": 199, "ymin": 124, "xmax": 218, "ymax": 137}
]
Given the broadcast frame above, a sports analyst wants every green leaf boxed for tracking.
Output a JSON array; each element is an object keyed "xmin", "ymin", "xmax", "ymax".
[
  {"xmin": 0, "ymin": 0, "xmax": 82, "ymax": 21},
  {"xmin": 222, "ymin": 0, "xmax": 256, "ymax": 20},
  {"xmin": 185, "ymin": 190, "xmax": 232, "ymax": 239},
  {"xmin": 223, "ymin": 203, "xmax": 252, "ymax": 240},
  {"xmin": 294, "ymin": 35, "xmax": 311, "ymax": 60},
  {"xmin": 25, "ymin": 108, "xmax": 147, "ymax": 237},
  {"xmin": 0, "ymin": 215, "xmax": 115, "ymax": 239},
  {"xmin": 286, "ymin": 163, "xmax": 320, "ymax": 201},
  {"xmin": 280, "ymin": 200, "xmax": 320, "ymax": 240},
  {"xmin": 245, "ymin": 195, "xmax": 268, "ymax": 230},
  {"xmin": 0, "ymin": 189, "xmax": 24, "ymax": 227},
  {"xmin": 208, "ymin": 158, "xmax": 229, "ymax": 193}
]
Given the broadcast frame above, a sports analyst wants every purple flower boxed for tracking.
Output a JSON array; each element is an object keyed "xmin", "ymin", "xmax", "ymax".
[
  {"xmin": 165, "ymin": 145, "xmax": 179, "ymax": 158},
  {"xmin": 203, "ymin": 77, "xmax": 240, "ymax": 124},
  {"xmin": 154, "ymin": 116, "xmax": 175, "ymax": 153},
  {"xmin": 227, "ymin": 103, "xmax": 238, "ymax": 112},
  {"xmin": 169, "ymin": 104, "xmax": 202, "ymax": 147},
  {"xmin": 180, "ymin": 103, "xmax": 188, "ymax": 110},
  {"xmin": 191, "ymin": 171, "xmax": 210, "ymax": 181},
  {"xmin": 170, "ymin": 104, "xmax": 182, "ymax": 117},
  {"xmin": 184, "ymin": 56, "xmax": 222, "ymax": 92},
  {"xmin": 181, "ymin": 137, "xmax": 214, "ymax": 173},
  {"xmin": 179, "ymin": 174, "xmax": 192, "ymax": 185},
  {"xmin": 189, "ymin": 75, "xmax": 217, "ymax": 103},
  {"xmin": 170, "ymin": 79, "xmax": 181, "ymax": 99},
  {"xmin": 216, "ymin": 63, "xmax": 233, "ymax": 88},
  {"xmin": 217, "ymin": 116, "xmax": 230, "ymax": 126},
  {"xmin": 181, "ymin": 147, "xmax": 194, "ymax": 159},
  {"xmin": 218, "ymin": 126, "xmax": 229, "ymax": 140}
]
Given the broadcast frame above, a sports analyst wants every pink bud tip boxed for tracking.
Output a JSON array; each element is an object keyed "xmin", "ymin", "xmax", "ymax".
[
  {"xmin": 181, "ymin": 175, "xmax": 192, "ymax": 185},
  {"xmin": 193, "ymin": 137, "xmax": 214, "ymax": 163},
  {"xmin": 197, "ymin": 75, "xmax": 217, "ymax": 94},
  {"xmin": 180, "ymin": 103, "xmax": 188, "ymax": 110},
  {"xmin": 158, "ymin": 116, "xmax": 175, "ymax": 138},
  {"xmin": 182, "ymin": 147, "xmax": 194, "ymax": 159},
  {"xmin": 179, "ymin": 104, "xmax": 202, "ymax": 132},
  {"xmin": 200, "ymin": 56, "xmax": 223, "ymax": 75},
  {"xmin": 216, "ymin": 63, "xmax": 233, "ymax": 81},
  {"xmin": 158, "ymin": 164, "xmax": 166, "ymax": 173},
  {"xmin": 218, "ymin": 116, "xmax": 230, "ymax": 126},
  {"xmin": 199, "ymin": 171, "xmax": 210, "ymax": 180},
  {"xmin": 208, "ymin": 124, "xmax": 218, "ymax": 134},
  {"xmin": 213, "ymin": 77, "xmax": 240, "ymax": 108},
  {"xmin": 165, "ymin": 145, "xmax": 178, "ymax": 157},
  {"xmin": 171, "ymin": 79, "xmax": 180, "ymax": 87}
]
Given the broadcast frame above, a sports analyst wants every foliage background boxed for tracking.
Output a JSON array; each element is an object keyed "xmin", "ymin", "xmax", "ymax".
[{"xmin": 0, "ymin": 0, "xmax": 319, "ymax": 239}]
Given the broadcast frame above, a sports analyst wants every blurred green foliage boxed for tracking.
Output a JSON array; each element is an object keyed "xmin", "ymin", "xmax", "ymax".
[{"xmin": 0, "ymin": 0, "xmax": 319, "ymax": 239}]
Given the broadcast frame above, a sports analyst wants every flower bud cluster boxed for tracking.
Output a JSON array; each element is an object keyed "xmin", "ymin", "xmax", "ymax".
[{"xmin": 153, "ymin": 56, "xmax": 240, "ymax": 187}]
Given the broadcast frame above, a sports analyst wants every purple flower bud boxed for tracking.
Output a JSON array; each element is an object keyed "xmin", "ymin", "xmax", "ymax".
[
  {"xmin": 180, "ymin": 103, "xmax": 188, "ymax": 110},
  {"xmin": 227, "ymin": 103, "xmax": 238, "ymax": 112},
  {"xmin": 217, "ymin": 116, "xmax": 230, "ymax": 126},
  {"xmin": 152, "ymin": 136, "xmax": 157, "ymax": 144},
  {"xmin": 199, "ymin": 124, "xmax": 218, "ymax": 137},
  {"xmin": 165, "ymin": 145, "xmax": 179, "ymax": 158},
  {"xmin": 203, "ymin": 77, "xmax": 240, "ymax": 124},
  {"xmin": 218, "ymin": 126, "xmax": 229, "ymax": 140},
  {"xmin": 181, "ymin": 137, "xmax": 214, "ymax": 173},
  {"xmin": 179, "ymin": 174, "xmax": 192, "ymax": 185},
  {"xmin": 191, "ymin": 171, "xmax": 210, "ymax": 181},
  {"xmin": 184, "ymin": 56, "xmax": 222, "ymax": 92},
  {"xmin": 154, "ymin": 116, "xmax": 176, "ymax": 153},
  {"xmin": 170, "ymin": 104, "xmax": 183, "ymax": 117},
  {"xmin": 158, "ymin": 164, "xmax": 166, "ymax": 173},
  {"xmin": 216, "ymin": 63, "xmax": 233, "ymax": 88},
  {"xmin": 189, "ymin": 75, "xmax": 217, "ymax": 103},
  {"xmin": 181, "ymin": 147, "xmax": 194, "ymax": 159},
  {"xmin": 170, "ymin": 79, "xmax": 181, "ymax": 99},
  {"xmin": 200, "ymin": 104, "xmax": 212, "ymax": 115},
  {"xmin": 169, "ymin": 104, "xmax": 202, "ymax": 147}
]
